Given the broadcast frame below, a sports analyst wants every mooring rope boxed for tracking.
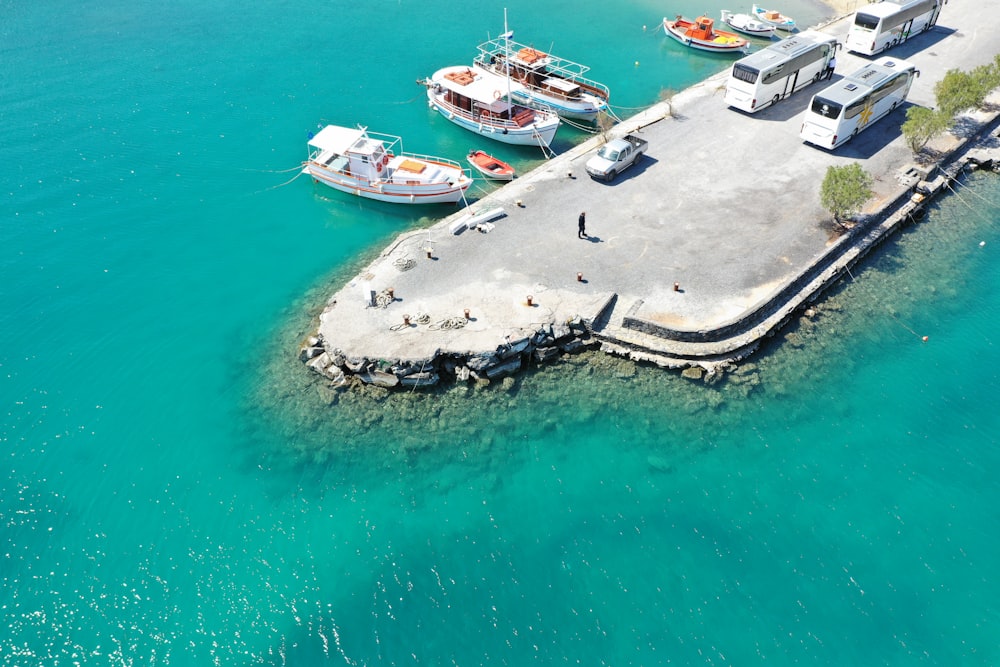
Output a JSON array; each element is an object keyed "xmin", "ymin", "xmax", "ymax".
[
  {"xmin": 256, "ymin": 169, "xmax": 305, "ymax": 194},
  {"xmin": 428, "ymin": 317, "xmax": 468, "ymax": 331},
  {"xmin": 561, "ymin": 117, "xmax": 602, "ymax": 134}
]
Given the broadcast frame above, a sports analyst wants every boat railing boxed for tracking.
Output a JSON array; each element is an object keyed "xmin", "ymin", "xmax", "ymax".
[
  {"xmin": 475, "ymin": 39, "xmax": 610, "ymax": 101},
  {"xmin": 436, "ymin": 95, "xmax": 550, "ymax": 131},
  {"xmin": 358, "ymin": 130, "xmax": 403, "ymax": 154},
  {"xmin": 398, "ymin": 150, "xmax": 466, "ymax": 171}
]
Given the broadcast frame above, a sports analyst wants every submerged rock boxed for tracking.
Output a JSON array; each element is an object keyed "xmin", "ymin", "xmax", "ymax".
[{"xmin": 681, "ymin": 366, "xmax": 704, "ymax": 381}]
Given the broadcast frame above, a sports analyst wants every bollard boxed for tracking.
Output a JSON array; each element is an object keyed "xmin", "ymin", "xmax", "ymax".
[
  {"xmin": 577, "ymin": 272, "xmax": 583, "ymax": 282},
  {"xmin": 516, "ymin": 199, "xmax": 524, "ymax": 208},
  {"xmin": 673, "ymin": 282, "xmax": 680, "ymax": 292},
  {"xmin": 388, "ymin": 287, "xmax": 394, "ymax": 300},
  {"xmin": 403, "ymin": 314, "xmax": 411, "ymax": 326},
  {"xmin": 463, "ymin": 308, "xmax": 471, "ymax": 320},
  {"xmin": 526, "ymin": 295, "xmax": 533, "ymax": 306},
  {"xmin": 426, "ymin": 248, "xmax": 433, "ymax": 259}
]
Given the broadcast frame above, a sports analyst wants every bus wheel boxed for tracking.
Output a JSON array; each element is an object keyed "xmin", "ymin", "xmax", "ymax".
[
  {"xmin": 771, "ymin": 94, "xmax": 780, "ymax": 107},
  {"xmin": 851, "ymin": 128, "xmax": 859, "ymax": 141}
]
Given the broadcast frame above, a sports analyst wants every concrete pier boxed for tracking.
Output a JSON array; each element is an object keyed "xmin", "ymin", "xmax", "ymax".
[{"xmin": 305, "ymin": 5, "xmax": 1000, "ymax": 387}]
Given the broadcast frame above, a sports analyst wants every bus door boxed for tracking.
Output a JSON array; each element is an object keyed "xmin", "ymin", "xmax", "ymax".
[
  {"xmin": 926, "ymin": 2, "xmax": 942, "ymax": 30},
  {"xmin": 783, "ymin": 70, "xmax": 799, "ymax": 99},
  {"xmin": 900, "ymin": 18, "xmax": 914, "ymax": 45}
]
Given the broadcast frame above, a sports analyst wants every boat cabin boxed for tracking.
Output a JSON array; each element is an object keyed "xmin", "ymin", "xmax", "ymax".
[
  {"xmin": 307, "ymin": 126, "xmax": 388, "ymax": 181},
  {"xmin": 688, "ymin": 16, "xmax": 720, "ymax": 39},
  {"xmin": 435, "ymin": 65, "xmax": 535, "ymax": 125},
  {"xmin": 540, "ymin": 76, "xmax": 583, "ymax": 101}
]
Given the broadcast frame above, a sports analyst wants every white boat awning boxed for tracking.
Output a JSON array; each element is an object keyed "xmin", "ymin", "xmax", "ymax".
[
  {"xmin": 308, "ymin": 125, "xmax": 365, "ymax": 154},
  {"xmin": 433, "ymin": 65, "xmax": 526, "ymax": 103}
]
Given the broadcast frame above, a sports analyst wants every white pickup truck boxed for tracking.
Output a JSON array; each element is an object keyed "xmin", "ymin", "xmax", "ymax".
[{"xmin": 585, "ymin": 134, "xmax": 648, "ymax": 182}]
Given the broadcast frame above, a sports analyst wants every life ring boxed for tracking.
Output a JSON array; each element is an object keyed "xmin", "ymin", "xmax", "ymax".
[
  {"xmin": 493, "ymin": 89, "xmax": 502, "ymax": 100},
  {"xmin": 375, "ymin": 161, "xmax": 382, "ymax": 172},
  {"xmin": 383, "ymin": 154, "xmax": 389, "ymax": 166}
]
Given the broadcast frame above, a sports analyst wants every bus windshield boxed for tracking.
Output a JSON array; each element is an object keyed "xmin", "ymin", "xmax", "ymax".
[
  {"xmin": 731, "ymin": 63, "xmax": 759, "ymax": 84},
  {"xmin": 810, "ymin": 96, "xmax": 843, "ymax": 118},
  {"xmin": 853, "ymin": 13, "xmax": 879, "ymax": 30}
]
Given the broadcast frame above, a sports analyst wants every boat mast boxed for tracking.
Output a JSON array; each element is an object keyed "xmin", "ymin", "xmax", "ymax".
[{"xmin": 504, "ymin": 8, "xmax": 512, "ymax": 120}]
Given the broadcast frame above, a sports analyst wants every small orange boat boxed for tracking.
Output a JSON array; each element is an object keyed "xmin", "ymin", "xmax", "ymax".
[
  {"xmin": 663, "ymin": 15, "xmax": 749, "ymax": 54},
  {"xmin": 467, "ymin": 149, "xmax": 516, "ymax": 181}
]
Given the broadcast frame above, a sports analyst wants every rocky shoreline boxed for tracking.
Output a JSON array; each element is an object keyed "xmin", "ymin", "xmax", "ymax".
[{"xmin": 301, "ymin": 315, "xmax": 600, "ymax": 389}]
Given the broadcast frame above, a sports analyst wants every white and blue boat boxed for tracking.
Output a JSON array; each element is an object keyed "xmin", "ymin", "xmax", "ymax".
[
  {"xmin": 751, "ymin": 4, "xmax": 797, "ymax": 31},
  {"xmin": 473, "ymin": 35, "xmax": 610, "ymax": 123}
]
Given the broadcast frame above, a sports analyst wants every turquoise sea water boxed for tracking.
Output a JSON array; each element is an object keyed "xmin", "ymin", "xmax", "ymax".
[{"xmin": 3, "ymin": 0, "xmax": 999, "ymax": 664}]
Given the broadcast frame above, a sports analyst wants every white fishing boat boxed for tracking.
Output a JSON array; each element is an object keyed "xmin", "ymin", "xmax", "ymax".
[
  {"xmin": 721, "ymin": 9, "xmax": 777, "ymax": 38},
  {"xmin": 303, "ymin": 125, "xmax": 472, "ymax": 205},
  {"xmin": 474, "ymin": 35, "xmax": 610, "ymax": 122},
  {"xmin": 751, "ymin": 4, "xmax": 797, "ymax": 31},
  {"xmin": 421, "ymin": 64, "xmax": 561, "ymax": 148}
]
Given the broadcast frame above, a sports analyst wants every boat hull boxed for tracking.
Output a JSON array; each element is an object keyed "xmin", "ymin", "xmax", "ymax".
[
  {"xmin": 721, "ymin": 11, "xmax": 776, "ymax": 37},
  {"xmin": 427, "ymin": 90, "xmax": 559, "ymax": 147},
  {"xmin": 510, "ymin": 90, "xmax": 606, "ymax": 122},
  {"xmin": 304, "ymin": 164, "xmax": 470, "ymax": 204}
]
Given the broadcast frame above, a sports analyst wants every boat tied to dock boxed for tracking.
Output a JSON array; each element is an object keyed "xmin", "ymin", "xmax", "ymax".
[
  {"xmin": 421, "ymin": 65, "xmax": 561, "ymax": 149},
  {"xmin": 473, "ymin": 32, "xmax": 611, "ymax": 122},
  {"xmin": 303, "ymin": 125, "xmax": 472, "ymax": 205}
]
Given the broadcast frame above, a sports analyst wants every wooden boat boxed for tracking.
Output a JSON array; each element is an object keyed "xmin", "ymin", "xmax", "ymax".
[
  {"xmin": 662, "ymin": 15, "xmax": 749, "ymax": 54},
  {"xmin": 751, "ymin": 4, "xmax": 797, "ymax": 31},
  {"xmin": 720, "ymin": 9, "xmax": 776, "ymax": 38},
  {"xmin": 421, "ymin": 65, "xmax": 560, "ymax": 148},
  {"xmin": 474, "ymin": 36, "xmax": 610, "ymax": 122},
  {"xmin": 467, "ymin": 149, "xmax": 515, "ymax": 181},
  {"xmin": 303, "ymin": 125, "xmax": 472, "ymax": 205}
]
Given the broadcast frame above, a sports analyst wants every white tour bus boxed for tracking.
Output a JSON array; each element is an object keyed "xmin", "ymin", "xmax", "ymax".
[
  {"xmin": 800, "ymin": 57, "xmax": 918, "ymax": 149},
  {"xmin": 725, "ymin": 30, "xmax": 840, "ymax": 113},
  {"xmin": 845, "ymin": 0, "xmax": 945, "ymax": 55}
]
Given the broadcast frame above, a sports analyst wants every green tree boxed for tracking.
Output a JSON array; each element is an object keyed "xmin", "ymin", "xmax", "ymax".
[
  {"xmin": 971, "ymin": 60, "xmax": 1000, "ymax": 98},
  {"xmin": 935, "ymin": 68, "xmax": 989, "ymax": 117},
  {"xmin": 901, "ymin": 106, "xmax": 951, "ymax": 154},
  {"xmin": 820, "ymin": 163, "xmax": 874, "ymax": 226}
]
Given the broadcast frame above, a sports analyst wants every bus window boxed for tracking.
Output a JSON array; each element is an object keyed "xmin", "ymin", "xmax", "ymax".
[
  {"xmin": 853, "ymin": 13, "xmax": 879, "ymax": 30},
  {"xmin": 811, "ymin": 97, "xmax": 842, "ymax": 118},
  {"xmin": 732, "ymin": 63, "xmax": 759, "ymax": 84},
  {"xmin": 844, "ymin": 98, "xmax": 867, "ymax": 119}
]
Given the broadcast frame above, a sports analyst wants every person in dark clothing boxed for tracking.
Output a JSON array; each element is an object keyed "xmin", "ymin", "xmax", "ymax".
[
  {"xmin": 578, "ymin": 212, "xmax": 587, "ymax": 239},
  {"xmin": 825, "ymin": 55, "xmax": 837, "ymax": 80}
]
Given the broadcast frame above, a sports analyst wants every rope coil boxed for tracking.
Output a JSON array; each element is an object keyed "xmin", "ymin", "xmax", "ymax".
[
  {"xmin": 373, "ymin": 289, "xmax": 395, "ymax": 309},
  {"xmin": 393, "ymin": 257, "xmax": 417, "ymax": 272}
]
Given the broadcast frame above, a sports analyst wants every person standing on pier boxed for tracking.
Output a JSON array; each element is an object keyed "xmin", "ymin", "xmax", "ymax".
[{"xmin": 578, "ymin": 212, "xmax": 587, "ymax": 239}]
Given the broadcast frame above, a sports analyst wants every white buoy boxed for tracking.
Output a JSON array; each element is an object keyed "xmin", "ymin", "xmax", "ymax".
[{"xmin": 980, "ymin": 241, "xmax": 986, "ymax": 247}]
